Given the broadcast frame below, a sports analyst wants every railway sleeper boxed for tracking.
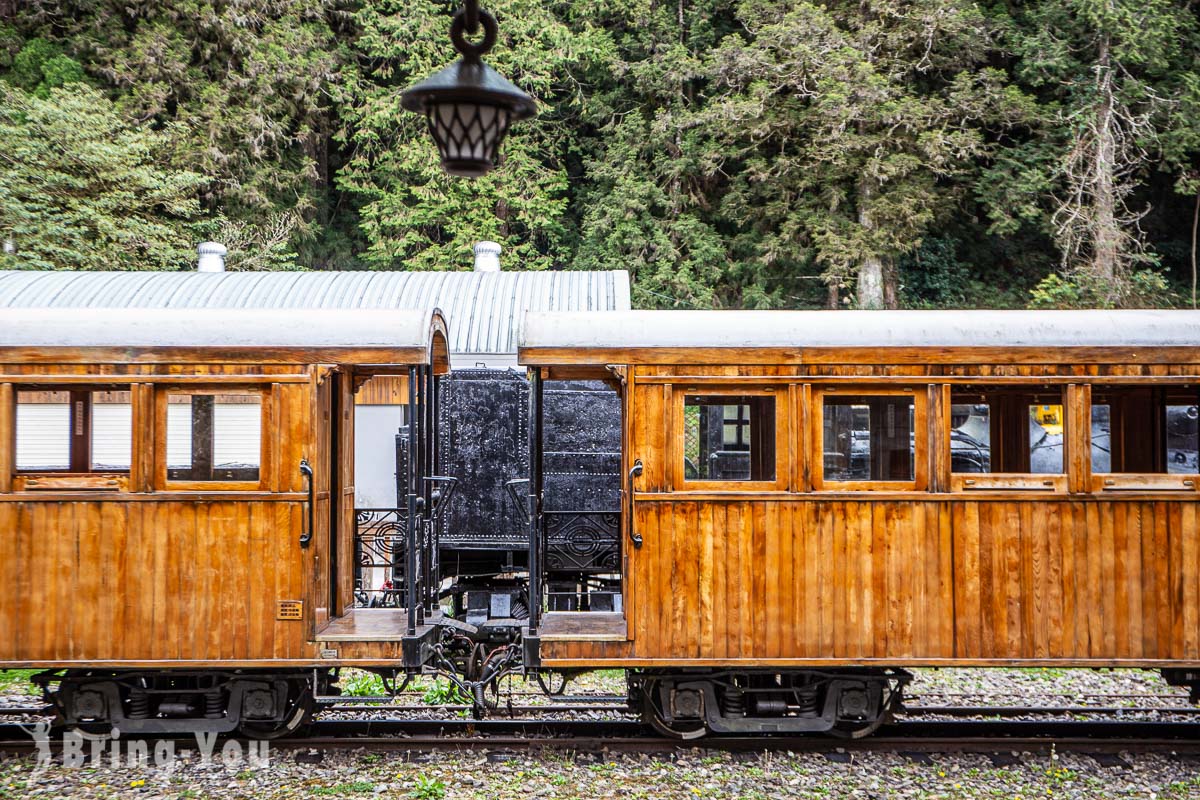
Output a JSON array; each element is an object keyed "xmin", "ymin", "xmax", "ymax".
[
  {"xmin": 632, "ymin": 668, "xmax": 911, "ymax": 739},
  {"xmin": 33, "ymin": 669, "xmax": 327, "ymax": 739}
]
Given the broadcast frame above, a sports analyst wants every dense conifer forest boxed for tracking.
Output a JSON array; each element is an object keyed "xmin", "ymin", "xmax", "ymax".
[{"xmin": 1, "ymin": 1, "xmax": 1199, "ymax": 309}]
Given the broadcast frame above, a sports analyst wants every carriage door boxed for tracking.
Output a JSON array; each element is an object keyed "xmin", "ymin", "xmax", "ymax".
[
  {"xmin": 330, "ymin": 370, "xmax": 356, "ymax": 617},
  {"xmin": 314, "ymin": 368, "xmax": 355, "ymax": 621}
]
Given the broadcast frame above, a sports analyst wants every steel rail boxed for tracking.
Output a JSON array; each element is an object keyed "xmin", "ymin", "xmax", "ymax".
[{"xmin": 1, "ymin": 717, "xmax": 1199, "ymax": 750}]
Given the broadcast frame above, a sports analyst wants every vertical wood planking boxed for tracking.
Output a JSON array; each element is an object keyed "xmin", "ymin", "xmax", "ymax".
[{"xmin": 0, "ymin": 384, "xmax": 12, "ymax": 494}]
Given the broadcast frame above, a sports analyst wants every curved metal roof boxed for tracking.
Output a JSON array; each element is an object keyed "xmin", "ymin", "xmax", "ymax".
[
  {"xmin": 0, "ymin": 270, "xmax": 631, "ymax": 357},
  {"xmin": 520, "ymin": 310, "xmax": 1200, "ymax": 365},
  {"xmin": 0, "ymin": 307, "xmax": 449, "ymax": 366}
]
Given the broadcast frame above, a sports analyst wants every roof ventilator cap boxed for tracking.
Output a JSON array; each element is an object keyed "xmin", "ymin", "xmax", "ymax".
[
  {"xmin": 473, "ymin": 241, "xmax": 501, "ymax": 273},
  {"xmin": 197, "ymin": 242, "xmax": 227, "ymax": 273}
]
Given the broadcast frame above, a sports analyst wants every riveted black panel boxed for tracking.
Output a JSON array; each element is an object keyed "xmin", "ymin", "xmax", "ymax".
[
  {"xmin": 436, "ymin": 369, "xmax": 529, "ymax": 548},
  {"xmin": 420, "ymin": 370, "xmax": 620, "ymax": 576}
]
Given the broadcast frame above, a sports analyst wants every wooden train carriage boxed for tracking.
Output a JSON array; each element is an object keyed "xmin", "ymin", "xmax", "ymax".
[
  {"xmin": 0, "ymin": 307, "xmax": 449, "ymax": 736},
  {"xmin": 519, "ymin": 309, "xmax": 1200, "ymax": 736}
]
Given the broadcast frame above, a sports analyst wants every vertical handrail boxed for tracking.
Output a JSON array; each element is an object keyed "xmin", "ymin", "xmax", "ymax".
[
  {"xmin": 429, "ymin": 365, "xmax": 441, "ymax": 615},
  {"xmin": 423, "ymin": 362, "xmax": 437, "ymax": 615},
  {"xmin": 405, "ymin": 366, "xmax": 419, "ymax": 636},
  {"xmin": 298, "ymin": 459, "xmax": 314, "ymax": 548},
  {"xmin": 527, "ymin": 368, "xmax": 544, "ymax": 635},
  {"xmin": 626, "ymin": 459, "xmax": 643, "ymax": 549}
]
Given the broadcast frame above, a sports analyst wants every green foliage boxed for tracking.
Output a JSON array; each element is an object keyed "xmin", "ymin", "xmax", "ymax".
[
  {"xmin": 1029, "ymin": 269, "xmax": 1177, "ymax": 308},
  {"xmin": 0, "ymin": 670, "xmax": 39, "ymax": 696},
  {"xmin": 338, "ymin": 670, "xmax": 387, "ymax": 697},
  {"xmin": 985, "ymin": 0, "xmax": 1200, "ymax": 299},
  {"xmin": 410, "ymin": 775, "xmax": 447, "ymax": 800},
  {"xmin": 421, "ymin": 680, "xmax": 469, "ymax": 706},
  {"xmin": 0, "ymin": 83, "xmax": 206, "ymax": 270},
  {"xmin": 0, "ymin": 0, "xmax": 1197, "ymax": 309},
  {"xmin": 899, "ymin": 237, "xmax": 972, "ymax": 308},
  {"xmin": 313, "ymin": 781, "xmax": 376, "ymax": 796},
  {"xmin": 4, "ymin": 38, "xmax": 85, "ymax": 97},
  {"xmin": 334, "ymin": 0, "xmax": 604, "ymax": 271}
]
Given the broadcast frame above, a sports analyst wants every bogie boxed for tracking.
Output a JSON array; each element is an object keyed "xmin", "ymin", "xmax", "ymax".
[
  {"xmin": 35, "ymin": 670, "xmax": 325, "ymax": 740},
  {"xmin": 632, "ymin": 669, "xmax": 910, "ymax": 739}
]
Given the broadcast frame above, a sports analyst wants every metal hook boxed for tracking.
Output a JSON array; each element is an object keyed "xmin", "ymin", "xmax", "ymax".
[
  {"xmin": 450, "ymin": 7, "xmax": 497, "ymax": 63},
  {"xmin": 464, "ymin": 0, "xmax": 480, "ymax": 34}
]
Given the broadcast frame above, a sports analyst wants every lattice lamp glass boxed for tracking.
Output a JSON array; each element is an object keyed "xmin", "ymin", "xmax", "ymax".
[{"xmin": 401, "ymin": 7, "xmax": 536, "ymax": 178}]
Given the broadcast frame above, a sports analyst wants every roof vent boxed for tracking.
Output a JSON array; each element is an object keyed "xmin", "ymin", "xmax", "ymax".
[
  {"xmin": 473, "ymin": 241, "xmax": 501, "ymax": 273},
  {"xmin": 197, "ymin": 241, "xmax": 227, "ymax": 273}
]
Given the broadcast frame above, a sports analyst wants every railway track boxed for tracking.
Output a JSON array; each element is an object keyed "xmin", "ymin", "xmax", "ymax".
[
  {"xmin": 6, "ymin": 703, "xmax": 1199, "ymax": 720},
  {"xmin": 1, "ymin": 715, "xmax": 1200, "ymax": 756}
]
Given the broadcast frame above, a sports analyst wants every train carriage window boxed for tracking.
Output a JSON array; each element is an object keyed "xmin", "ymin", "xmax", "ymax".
[
  {"xmin": 1090, "ymin": 386, "xmax": 1199, "ymax": 489},
  {"xmin": 949, "ymin": 387, "xmax": 1066, "ymax": 490},
  {"xmin": 821, "ymin": 394, "xmax": 917, "ymax": 483},
  {"xmin": 166, "ymin": 392, "xmax": 262, "ymax": 483},
  {"xmin": 681, "ymin": 394, "xmax": 777, "ymax": 482},
  {"xmin": 14, "ymin": 388, "xmax": 132, "ymax": 473}
]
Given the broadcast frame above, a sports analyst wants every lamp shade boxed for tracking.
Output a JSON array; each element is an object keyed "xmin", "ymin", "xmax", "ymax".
[{"xmin": 402, "ymin": 60, "xmax": 537, "ymax": 178}]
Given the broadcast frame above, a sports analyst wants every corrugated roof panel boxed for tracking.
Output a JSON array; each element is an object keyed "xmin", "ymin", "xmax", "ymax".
[
  {"xmin": 0, "ymin": 269, "xmax": 630, "ymax": 357},
  {"xmin": 522, "ymin": 309, "xmax": 1200, "ymax": 353}
]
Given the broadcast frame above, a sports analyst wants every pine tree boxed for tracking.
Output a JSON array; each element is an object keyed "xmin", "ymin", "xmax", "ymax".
[
  {"xmin": 706, "ymin": 0, "xmax": 1030, "ymax": 308},
  {"xmin": 334, "ymin": 0, "xmax": 608, "ymax": 272},
  {"xmin": 990, "ymin": 0, "xmax": 1200, "ymax": 305},
  {"xmin": 0, "ymin": 83, "xmax": 206, "ymax": 270}
]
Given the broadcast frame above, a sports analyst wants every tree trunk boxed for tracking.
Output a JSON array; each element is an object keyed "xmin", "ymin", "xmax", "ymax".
[
  {"xmin": 855, "ymin": 176, "xmax": 890, "ymax": 309},
  {"xmin": 857, "ymin": 254, "xmax": 885, "ymax": 309},
  {"xmin": 1091, "ymin": 33, "xmax": 1119, "ymax": 285}
]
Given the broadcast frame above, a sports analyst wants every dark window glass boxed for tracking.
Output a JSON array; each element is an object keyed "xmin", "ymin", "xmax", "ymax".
[
  {"xmin": 167, "ymin": 393, "xmax": 262, "ymax": 482},
  {"xmin": 1090, "ymin": 388, "xmax": 1199, "ymax": 474},
  {"xmin": 950, "ymin": 403, "xmax": 991, "ymax": 473},
  {"xmin": 682, "ymin": 395, "xmax": 776, "ymax": 481},
  {"xmin": 823, "ymin": 395, "xmax": 914, "ymax": 482},
  {"xmin": 1091, "ymin": 404, "xmax": 1112, "ymax": 473},
  {"xmin": 1166, "ymin": 404, "xmax": 1199, "ymax": 474},
  {"xmin": 1028, "ymin": 404, "xmax": 1064, "ymax": 474},
  {"xmin": 950, "ymin": 389, "xmax": 1064, "ymax": 475}
]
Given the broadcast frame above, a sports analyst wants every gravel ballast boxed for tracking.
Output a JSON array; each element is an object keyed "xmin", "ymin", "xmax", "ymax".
[
  {"xmin": 3, "ymin": 745, "xmax": 1200, "ymax": 799},
  {"xmin": 2, "ymin": 668, "xmax": 1199, "ymax": 799}
]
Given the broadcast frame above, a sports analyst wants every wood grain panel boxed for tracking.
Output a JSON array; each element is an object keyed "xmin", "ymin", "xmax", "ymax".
[
  {"xmin": 950, "ymin": 500, "xmax": 1199, "ymax": 661},
  {"xmin": 625, "ymin": 499, "xmax": 955, "ymax": 661},
  {"xmin": 0, "ymin": 500, "xmax": 311, "ymax": 663}
]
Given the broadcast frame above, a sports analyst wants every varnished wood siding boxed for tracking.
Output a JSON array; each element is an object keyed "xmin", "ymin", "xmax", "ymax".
[
  {"xmin": 544, "ymin": 361, "xmax": 1200, "ymax": 667},
  {"xmin": 953, "ymin": 501, "xmax": 1199, "ymax": 660},
  {"xmin": 355, "ymin": 375, "xmax": 407, "ymax": 405},
  {"xmin": 0, "ymin": 364, "xmax": 337, "ymax": 666},
  {"xmin": 545, "ymin": 497, "xmax": 1200, "ymax": 666},
  {"xmin": 624, "ymin": 500, "xmax": 953, "ymax": 661},
  {"xmin": 0, "ymin": 500, "xmax": 308, "ymax": 662}
]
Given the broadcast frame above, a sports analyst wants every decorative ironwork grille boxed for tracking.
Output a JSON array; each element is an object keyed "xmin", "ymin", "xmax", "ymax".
[
  {"xmin": 354, "ymin": 508, "xmax": 407, "ymax": 608},
  {"xmin": 543, "ymin": 511, "xmax": 620, "ymax": 574}
]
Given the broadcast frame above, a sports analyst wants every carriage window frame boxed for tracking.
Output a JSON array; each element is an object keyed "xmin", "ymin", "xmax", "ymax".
[
  {"xmin": 156, "ymin": 386, "xmax": 268, "ymax": 491},
  {"xmin": 1089, "ymin": 385, "xmax": 1200, "ymax": 493},
  {"xmin": 812, "ymin": 387, "xmax": 927, "ymax": 492},
  {"xmin": 672, "ymin": 386, "xmax": 787, "ymax": 492},
  {"xmin": 946, "ymin": 386, "xmax": 1068, "ymax": 493},
  {"xmin": 9, "ymin": 384, "xmax": 133, "ymax": 491}
]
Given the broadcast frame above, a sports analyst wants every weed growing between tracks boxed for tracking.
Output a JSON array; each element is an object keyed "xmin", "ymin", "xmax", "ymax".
[
  {"xmin": 3, "ymin": 745, "xmax": 1200, "ymax": 799},
  {"xmin": 0, "ymin": 672, "xmax": 38, "ymax": 698}
]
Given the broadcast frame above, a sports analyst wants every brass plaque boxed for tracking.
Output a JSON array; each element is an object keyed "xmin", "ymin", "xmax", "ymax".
[{"xmin": 276, "ymin": 600, "xmax": 303, "ymax": 620}]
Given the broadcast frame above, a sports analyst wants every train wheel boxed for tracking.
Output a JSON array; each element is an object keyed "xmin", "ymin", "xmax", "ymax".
[
  {"xmin": 826, "ymin": 680, "xmax": 900, "ymax": 739},
  {"xmin": 826, "ymin": 714, "xmax": 889, "ymax": 739},
  {"xmin": 640, "ymin": 679, "xmax": 707, "ymax": 740},
  {"xmin": 238, "ymin": 687, "xmax": 315, "ymax": 740}
]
